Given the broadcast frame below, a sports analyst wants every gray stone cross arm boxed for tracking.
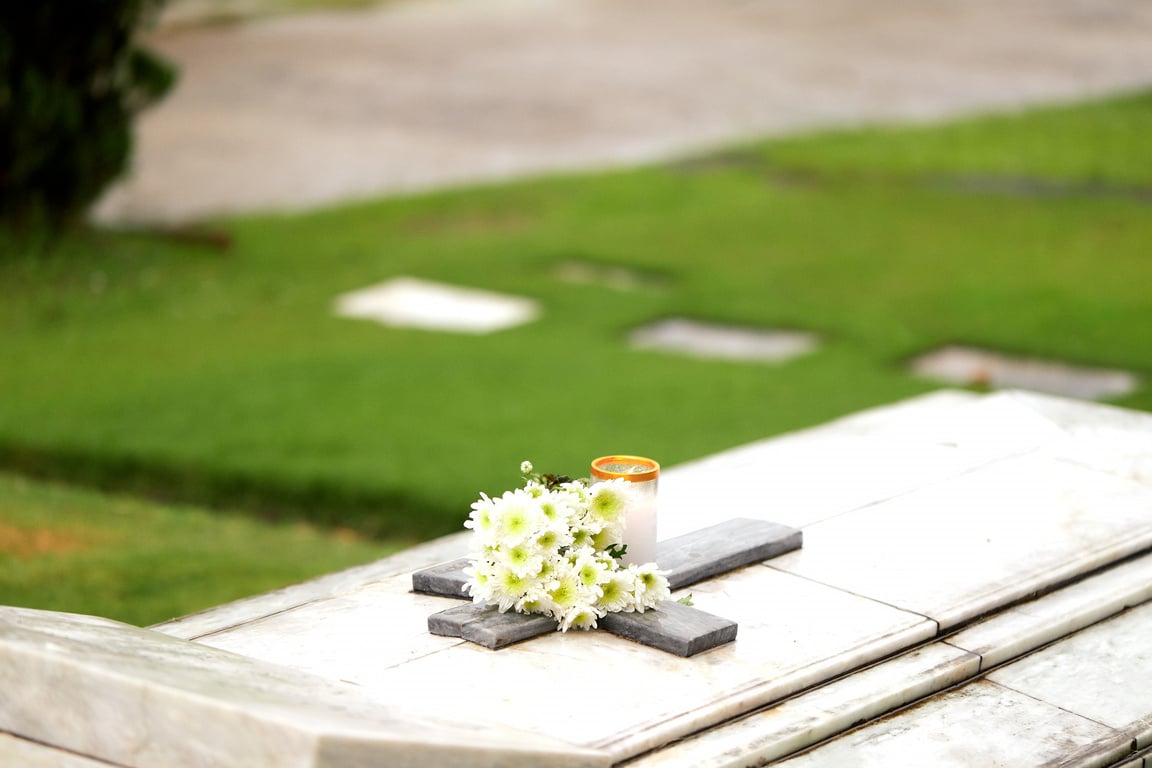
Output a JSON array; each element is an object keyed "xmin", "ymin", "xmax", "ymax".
[{"xmin": 412, "ymin": 518, "xmax": 802, "ymax": 656}]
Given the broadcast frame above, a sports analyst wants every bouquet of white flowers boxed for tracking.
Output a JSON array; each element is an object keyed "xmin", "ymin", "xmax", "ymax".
[{"xmin": 463, "ymin": 461, "xmax": 670, "ymax": 631}]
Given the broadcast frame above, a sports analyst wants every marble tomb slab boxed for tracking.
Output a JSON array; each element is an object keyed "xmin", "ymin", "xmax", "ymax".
[
  {"xmin": 909, "ymin": 344, "xmax": 1139, "ymax": 400},
  {"xmin": 628, "ymin": 317, "xmax": 819, "ymax": 363},
  {"xmin": 333, "ymin": 276, "xmax": 539, "ymax": 334},
  {"xmin": 153, "ymin": 532, "xmax": 470, "ymax": 641},
  {"xmin": 190, "ymin": 574, "xmax": 464, "ymax": 674},
  {"xmin": 769, "ymin": 452, "xmax": 1152, "ymax": 629},
  {"xmin": 987, "ymin": 601, "xmax": 1152, "ymax": 750},
  {"xmin": 657, "ymin": 434, "xmax": 1008, "ymax": 535},
  {"xmin": 199, "ymin": 565, "xmax": 936, "ymax": 763},
  {"xmin": 0, "ymin": 733, "xmax": 111, "ymax": 768},
  {"xmin": 0, "ymin": 606, "xmax": 606, "ymax": 768},
  {"xmin": 632, "ymin": 551, "xmax": 1152, "ymax": 766},
  {"xmin": 771, "ymin": 680, "xmax": 1132, "ymax": 768},
  {"xmin": 629, "ymin": 642, "xmax": 980, "ymax": 767},
  {"xmin": 946, "ymin": 551, "xmax": 1152, "ymax": 671}
]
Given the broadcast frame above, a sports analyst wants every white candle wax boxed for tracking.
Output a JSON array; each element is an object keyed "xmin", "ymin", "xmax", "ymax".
[{"xmin": 622, "ymin": 492, "xmax": 658, "ymax": 566}]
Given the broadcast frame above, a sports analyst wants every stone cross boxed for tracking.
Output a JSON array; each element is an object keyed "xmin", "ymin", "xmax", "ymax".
[{"xmin": 412, "ymin": 518, "xmax": 802, "ymax": 656}]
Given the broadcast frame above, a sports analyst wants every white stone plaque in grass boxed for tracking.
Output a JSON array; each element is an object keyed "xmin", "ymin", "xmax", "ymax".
[
  {"xmin": 910, "ymin": 345, "xmax": 1139, "ymax": 400},
  {"xmin": 334, "ymin": 277, "xmax": 539, "ymax": 334},
  {"xmin": 630, "ymin": 318, "xmax": 819, "ymax": 362}
]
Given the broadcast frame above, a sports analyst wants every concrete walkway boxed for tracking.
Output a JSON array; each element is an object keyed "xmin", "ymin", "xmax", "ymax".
[{"xmin": 94, "ymin": 0, "xmax": 1152, "ymax": 224}]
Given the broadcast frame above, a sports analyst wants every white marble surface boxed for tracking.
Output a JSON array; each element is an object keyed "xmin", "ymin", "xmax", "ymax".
[
  {"xmin": 152, "ymin": 531, "xmax": 469, "ymax": 640},
  {"xmin": 658, "ymin": 433, "xmax": 1008, "ymax": 536},
  {"xmin": 773, "ymin": 680, "xmax": 1132, "ymax": 768},
  {"xmin": 988, "ymin": 601, "xmax": 1152, "ymax": 750},
  {"xmin": 632, "ymin": 551, "xmax": 1152, "ymax": 766},
  {"xmin": 0, "ymin": 733, "xmax": 110, "ymax": 768},
  {"xmin": 200, "ymin": 565, "xmax": 935, "ymax": 763},
  {"xmin": 630, "ymin": 643, "xmax": 979, "ymax": 767},
  {"xmin": 656, "ymin": 389, "xmax": 1108, "ymax": 539},
  {"xmin": 769, "ymin": 453, "xmax": 1152, "ymax": 630},
  {"xmin": 947, "ymin": 551, "xmax": 1152, "ymax": 670},
  {"xmin": 0, "ymin": 607, "xmax": 607, "ymax": 768}
]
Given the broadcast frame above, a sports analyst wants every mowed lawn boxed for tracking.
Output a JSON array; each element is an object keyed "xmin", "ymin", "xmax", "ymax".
[
  {"xmin": 1, "ymin": 89, "xmax": 1150, "ymax": 623},
  {"xmin": 0, "ymin": 472, "xmax": 402, "ymax": 625}
]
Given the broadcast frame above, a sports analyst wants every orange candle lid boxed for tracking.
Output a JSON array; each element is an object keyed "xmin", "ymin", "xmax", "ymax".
[{"xmin": 590, "ymin": 455, "xmax": 659, "ymax": 482}]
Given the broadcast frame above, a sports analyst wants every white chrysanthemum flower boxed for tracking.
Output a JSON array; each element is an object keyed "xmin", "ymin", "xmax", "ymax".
[
  {"xmin": 501, "ymin": 541, "xmax": 545, "ymax": 579},
  {"xmin": 596, "ymin": 569, "xmax": 637, "ymax": 614},
  {"xmin": 546, "ymin": 565, "xmax": 583, "ymax": 614},
  {"xmin": 463, "ymin": 562, "xmax": 495, "ymax": 603},
  {"xmin": 588, "ymin": 479, "xmax": 630, "ymax": 527},
  {"xmin": 573, "ymin": 550, "xmax": 610, "ymax": 596},
  {"xmin": 463, "ymin": 464, "xmax": 668, "ymax": 629},
  {"xmin": 521, "ymin": 460, "xmax": 534, "ymax": 475},
  {"xmin": 558, "ymin": 604, "xmax": 604, "ymax": 632},
  {"xmin": 591, "ymin": 523, "xmax": 625, "ymax": 553},
  {"xmin": 557, "ymin": 481, "xmax": 590, "ymax": 508},
  {"xmin": 630, "ymin": 563, "xmax": 671, "ymax": 612},
  {"xmin": 465, "ymin": 493, "xmax": 498, "ymax": 539},
  {"xmin": 514, "ymin": 580, "xmax": 557, "ymax": 616},
  {"xmin": 491, "ymin": 565, "xmax": 533, "ymax": 612},
  {"xmin": 493, "ymin": 489, "xmax": 545, "ymax": 545}
]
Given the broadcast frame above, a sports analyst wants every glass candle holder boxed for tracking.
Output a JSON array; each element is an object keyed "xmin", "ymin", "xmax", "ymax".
[{"xmin": 590, "ymin": 455, "xmax": 659, "ymax": 566}]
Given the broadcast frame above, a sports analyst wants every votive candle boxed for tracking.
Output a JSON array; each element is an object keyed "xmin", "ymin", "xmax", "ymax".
[{"xmin": 590, "ymin": 455, "xmax": 659, "ymax": 566}]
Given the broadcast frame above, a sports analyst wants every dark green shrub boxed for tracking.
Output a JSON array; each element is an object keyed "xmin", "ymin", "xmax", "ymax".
[{"xmin": 0, "ymin": 2, "xmax": 176, "ymax": 232}]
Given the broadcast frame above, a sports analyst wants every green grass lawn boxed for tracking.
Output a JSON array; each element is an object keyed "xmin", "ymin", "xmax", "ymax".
[
  {"xmin": 0, "ymin": 472, "xmax": 401, "ymax": 625},
  {"xmin": 2, "ymin": 89, "xmax": 1151, "ymax": 619}
]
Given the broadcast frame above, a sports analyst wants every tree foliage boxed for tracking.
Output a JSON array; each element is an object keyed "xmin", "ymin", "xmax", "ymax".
[{"xmin": 1, "ymin": 1, "xmax": 176, "ymax": 231}]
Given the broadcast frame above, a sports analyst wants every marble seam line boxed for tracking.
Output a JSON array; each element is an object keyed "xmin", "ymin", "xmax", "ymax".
[
  {"xmin": 173, "ymin": 557, "xmax": 450, "ymax": 640},
  {"xmin": 758, "ymin": 563, "xmax": 943, "ymax": 637},
  {"xmin": 588, "ymin": 636, "xmax": 928, "ymax": 758},
  {"xmin": 982, "ymin": 679, "xmax": 1133, "ymax": 743},
  {"xmin": 943, "ymin": 592, "xmax": 1152, "ymax": 680},
  {"xmin": 0, "ymin": 731, "xmax": 130, "ymax": 768},
  {"xmin": 180, "ymin": 596, "xmax": 332, "ymax": 641}
]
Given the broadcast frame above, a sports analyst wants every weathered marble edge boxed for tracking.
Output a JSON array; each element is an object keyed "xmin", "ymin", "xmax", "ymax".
[
  {"xmin": 621, "ymin": 643, "xmax": 979, "ymax": 767},
  {"xmin": 1, "ymin": 607, "xmax": 610, "ymax": 768},
  {"xmin": 946, "ymin": 550, "xmax": 1152, "ymax": 671},
  {"xmin": 0, "ymin": 732, "xmax": 117, "ymax": 768}
]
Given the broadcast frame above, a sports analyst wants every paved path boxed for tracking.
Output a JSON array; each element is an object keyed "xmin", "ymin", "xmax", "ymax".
[{"xmin": 95, "ymin": 0, "xmax": 1152, "ymax": 224}]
